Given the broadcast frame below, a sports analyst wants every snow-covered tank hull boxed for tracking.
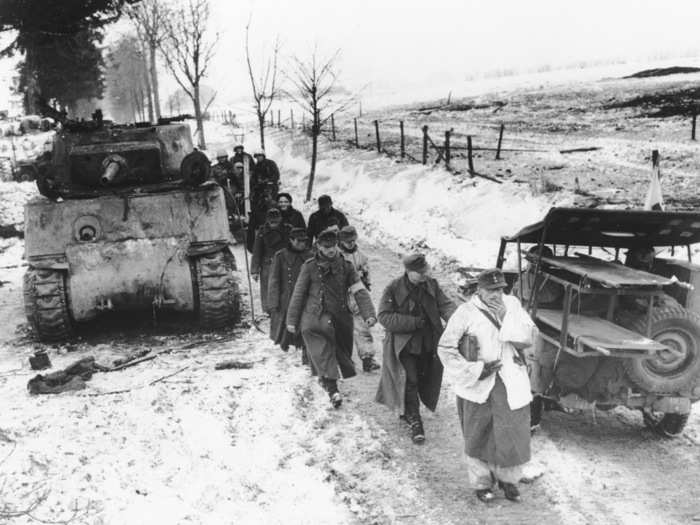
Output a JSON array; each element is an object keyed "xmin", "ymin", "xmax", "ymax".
[{"xmin": 23, "ymin": 120, "xmax": 240, "ymax": 341}]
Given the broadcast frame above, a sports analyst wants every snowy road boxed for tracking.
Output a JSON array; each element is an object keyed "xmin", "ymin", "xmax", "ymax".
[
  {"xmin": 1, "ymin": 117, "xmax": 699, "ymax": 523},
  {"xmin": 2, "ymin": 236, "xmax": 698, "ymax": 524}
]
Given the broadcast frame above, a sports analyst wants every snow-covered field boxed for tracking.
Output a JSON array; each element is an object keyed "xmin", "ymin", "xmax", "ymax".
[{"xmin": 2, "ymin": 67, "xmax": 700, "ymax": 524}]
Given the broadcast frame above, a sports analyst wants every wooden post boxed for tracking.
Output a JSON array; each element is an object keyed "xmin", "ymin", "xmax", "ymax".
[
  {"xmin": 270, "ymin": 112, "xmax": 274, "ymax": 127},
  {"xmin": 290, "ymin": 109, "xmax": 294, "ymax": 129},
  {"xmin": 467, "ymin": 135, "xmax": 474, "ymax": 173},
  {"xmin": 374, "ymin": 120, "xmax": 381, "ymax": 153},
  {"xmin": 354, "ymin": 118, "xmax": 359, "ymax": 147},
  {"xmin": 422, "ymin": 125, "xmax": 428, "ymax": 164},
  {"xmin": 495, "ymin": 123, "xmax": 505, "ymax": 160},
  {"xmin": 331, "ymin": 113, "xmax": 336, "ymax": 141},
  {"xmin": 692, "ymin": 113, "xmax": 697, "ymax": 141},
  {"xmin": 444, "ymin": 129, "xmax": 451, "ymax": 169},
  {"xmin": 278, "ymin": 109, "xmax": 281, "ymax": 128},
  {"xmin": 399, "ymin": 121, "xmax": 405, "ymax": 159},
  {"xmin": 359, "ymin": 101, "xmax": 362, "ymax": 117}
]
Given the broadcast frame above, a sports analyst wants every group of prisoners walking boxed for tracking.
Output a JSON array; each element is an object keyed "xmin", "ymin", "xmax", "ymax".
[{"xmin": 213, "ymin": 146, "xmax": 537, "ymax": 504}]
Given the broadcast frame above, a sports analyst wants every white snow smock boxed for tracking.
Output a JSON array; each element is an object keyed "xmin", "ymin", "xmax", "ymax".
[{"xmin": 438, "ymin": 294, "xmax": 534, "ymax": 410}]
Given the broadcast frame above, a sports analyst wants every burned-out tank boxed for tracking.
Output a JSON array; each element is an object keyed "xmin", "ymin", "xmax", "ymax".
[{"xmin": 23, "ymin": 117, "xmax": 240, "ymax": 341}]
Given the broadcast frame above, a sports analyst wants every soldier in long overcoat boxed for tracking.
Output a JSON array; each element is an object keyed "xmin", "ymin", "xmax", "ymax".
[
  {"xmin": 251, "ymin": 208, "xmax": 290, "ymax": 312},
  {"xmin": 375, "ymin": 254, "xmax": 456, "ymax": 443},
  {"xmin": 267, "ymin": 228, "xmax": 313, "ymax": 357},
  {"xmin": 286, "ymin": 229, "xmax": 376, "ymax": 408}
]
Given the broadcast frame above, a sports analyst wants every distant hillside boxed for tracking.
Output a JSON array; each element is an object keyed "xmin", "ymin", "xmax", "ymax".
[{"xmin": 624, "ymin": 66, "xmax": 700, "ymax": 79}]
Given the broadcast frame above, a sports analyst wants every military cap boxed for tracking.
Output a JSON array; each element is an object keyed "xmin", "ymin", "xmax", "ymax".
[
  {"xmin": 318, "ymin": 194, "xmax": 332, "ymax": 206},
  {"xmin": 233, "ymin": 161, "xmax": 244, "ymax": 168},
  {"xmin": 233, "ymin": 144, "xmax": 244, "ymax": 151},
  {"xmin": 403, "ymin": 253, "xmax": 429, "ymax": 273},
  {"xmin": 289, "ymin": 227, "xmax": 308, "ymax": 240},
  {"xmin": 339, "ymin": 225, "xmax": 358, "ymax": 241},
  {"xmin": 477, "ymin": 268, "xmax": 507, "ymax": 290},
  {"xmin": 253, "ymin": 149, "xmax": 265, "ymax": 157},
  {"xmin": 317, "ymin": 229, "xmax": 338, "ymax": 247},
  {"xmin": 216, "ymin": 149, "xmax": 227, "ymax": 158}
]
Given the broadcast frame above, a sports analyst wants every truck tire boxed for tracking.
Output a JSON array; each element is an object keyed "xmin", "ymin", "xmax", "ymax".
[
  {"xmin": 642, "ymin": 410, "xmax": 689, "ymax": 438},
  {"xmin": 23, "ymin": 268, "xmax": 75, "ymax": 342},
  {"xmin": 618, "ymin": 306, "xmax": 700, "ymax": 394},
  {"xmin": 192, "ymin": 250, "xmax": 240, "ymax": 328}
]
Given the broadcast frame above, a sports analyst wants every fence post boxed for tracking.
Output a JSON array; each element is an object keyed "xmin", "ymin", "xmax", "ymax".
[
  {"xmin": 444, "ymin": 129, "xmax": 451, "ymax": 170},
  {"xmin": 290, "ymin": 109, "xmax": 294, "ymax": 130},
  {"xmin": 467, "ymin": 135, "xmax": 474, "ymax": 174},
  {"xmin": 495, "ymin": 123, "xmax": 505, "ymax": 160},
  {"xmin": 354, "ymin": 118, "xmax": 359, "ymax": 147},
  {"xmin": 422, "ymin": 125, "xmax": 428, "ymax": 165},
  {"xmin": 331, "ymin": 113, "xmax": 336, "ymax": 141},
  {"xmin": 400, "ymin": 121, "xmax": 405, "ymax": 159},
  {"xmin": 278, "ymin": 109, "xmax": 281, "ymax": 128},
  {"xmin": 692, "ymin": 113, "xmax": 697, "ymax": 141},
  {"xmin": 374, "ymin": 120, "xmax": 381, "ymax": 153}
]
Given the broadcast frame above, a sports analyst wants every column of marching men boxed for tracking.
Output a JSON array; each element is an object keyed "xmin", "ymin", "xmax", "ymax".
[{"xmin": 211, "ymin": 145, "xmax": 536, "ymax": 504}]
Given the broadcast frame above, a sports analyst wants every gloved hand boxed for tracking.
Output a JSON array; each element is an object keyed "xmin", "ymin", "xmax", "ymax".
[{"xmin": 478, "ymin": 360, "xmax": 502, "ymax": 380}]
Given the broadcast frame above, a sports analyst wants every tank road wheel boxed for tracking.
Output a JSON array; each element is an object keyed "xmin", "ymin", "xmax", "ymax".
[
  {"xmin": 192, "ymin": 250, "xmax": 240, "ymax": 329},
  {"xmin": 618, "ymin": 307, "xmax": 700, "ymax": 394},
  {"xmin": 642, "ymin": 410, "xmax": 689, "ymax": 438},
  {"xmin": 23, "ymin": 268, "xmax": 75, "ymax": 342}
]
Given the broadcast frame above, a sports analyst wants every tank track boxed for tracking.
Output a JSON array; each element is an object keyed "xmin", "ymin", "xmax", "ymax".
[
  {"xmin": 193, "ymin": 250, "xmax": 240, "ymax": 328},
  {"xmin": 23, "ymin": 268, "xmax": 74, "ymax": 342}
]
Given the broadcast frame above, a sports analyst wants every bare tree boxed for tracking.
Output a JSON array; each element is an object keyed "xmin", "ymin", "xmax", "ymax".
[
  {"xmin": 159, "ymin": 0, "xmax": 218, "ymax": 149},
  {"xmin": 127, "ymin": 0, "xmax": 170, "ymax": 122},
  {"xmin": 245, "ymin": 17, "xmax": 280, "ymax": 151},
  {"xmin": 286, "ymin": 48, "xmax": 354, "ymax": 201}
]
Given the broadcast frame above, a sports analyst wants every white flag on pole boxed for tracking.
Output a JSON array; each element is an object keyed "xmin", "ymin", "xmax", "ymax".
[{"xmin": 644, "ymin": 150, "xmax": 664, "ymax": 211}]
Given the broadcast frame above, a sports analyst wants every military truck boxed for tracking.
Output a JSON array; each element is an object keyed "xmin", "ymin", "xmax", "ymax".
[
  {"xmin": 495, "ymin": 207, "xmax": 700, "ymax": 437},
  {"xmin": 23, "ymin": 118, "xmax": 240, "ymax": 341}
]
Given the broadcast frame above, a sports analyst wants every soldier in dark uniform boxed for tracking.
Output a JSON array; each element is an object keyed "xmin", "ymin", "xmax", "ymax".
[
  {"xmin": 251, "ymin": 208, "xmax": 290, "ymax": 313},
  {"xmin": 231, "ymin": 144, "xmax": 255, "ymax": 174},
  {"xmin": 286, "ymin": 230, "xmax": 376, "ymax": 408},
  {"xmin": 307, "ymin": 195, "xmax": 349, "ymax": 243},
  {"xmin": 267, "ymin": 228, "xmax": 314, "ymax": 364},
  {"xmin": 252, "ymin": 150, "xmax": 280, "ymax": 199}
]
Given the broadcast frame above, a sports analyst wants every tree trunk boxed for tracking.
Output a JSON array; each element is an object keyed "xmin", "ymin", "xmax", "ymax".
[
  {"xmin": 24, "ymin": 45, "xmax": 38, "ymax": 115},
  {"xmin": 306, "ymin": 130, "xmax": 318, "ymax": 202},
  {"xmin": 258, "ymin": 110, "xmax": 266, "ymax": 151},
  {"xmin": 145, "ymin": 71, "xmax": 154, "ymax": 123},
  {"xmin": 149, "ymin": 44, "xmax": 161, "ymax": 120},
  {"xmin": 193, "ymin": 83, "xmax": 206, "ymax": 150}
]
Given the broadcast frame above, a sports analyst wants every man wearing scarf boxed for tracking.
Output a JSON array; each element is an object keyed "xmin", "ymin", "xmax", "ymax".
[
  {"xmin": 438, "ymin": 268, "xmax": 535, "ymax": 503},
  {"xmin": 267, "ymin": 228, "xmax": 314, "ymax": 364},
  {"xmin": 251, "ymin": 208, "xmax": 290, "ymax": 313},
  {"xmin": 375, "ymin": 254, "xmax": 456, "ymax": 443},
  {"xmin": 286, "ymin": 229, "xmax": 376, "ymax": 408},
  {"xmin": 338, "ymin": 226, "xmax": 380, "ymax": 373}
]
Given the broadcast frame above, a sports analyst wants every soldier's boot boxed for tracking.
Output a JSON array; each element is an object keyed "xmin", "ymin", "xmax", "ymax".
[
  {"xmin": 362, "ymin": 356, "xmax": 380, "ymax": 372},
  {"xmin": 407, "ymin": 414, "xmax": 425, "ymax": 444},
  {"xmin": 498, "ymin": 481, "xmax": 521, "ymax": 502},
  {"xmin": 323, "ymin": 378, "xmax": 342, "ymax": 409}
]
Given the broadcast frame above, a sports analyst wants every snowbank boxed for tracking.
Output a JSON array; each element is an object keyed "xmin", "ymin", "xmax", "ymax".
[{"xmin": 264, "ymin": 131, "xmax": 572, "ymax": 270}]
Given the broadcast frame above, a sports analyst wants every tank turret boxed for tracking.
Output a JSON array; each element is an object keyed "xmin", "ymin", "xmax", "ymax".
[{"xmin": 37, "ymin": 117, "xmax": 209, "ymax": 199}]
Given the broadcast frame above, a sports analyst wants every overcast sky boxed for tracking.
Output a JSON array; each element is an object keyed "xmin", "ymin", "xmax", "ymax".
[
  {"xmin": 3, "ymin": 0, "xmax": 700, "ymax": 112},
  {"xmin": 205, "ymin": 0, "xmax": 700, "ymax": 102}
]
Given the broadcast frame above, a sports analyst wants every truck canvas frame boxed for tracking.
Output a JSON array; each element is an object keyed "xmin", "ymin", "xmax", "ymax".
[{"xmin": 497, "ymin": 207, "xmax": 700, "ymax": 437}]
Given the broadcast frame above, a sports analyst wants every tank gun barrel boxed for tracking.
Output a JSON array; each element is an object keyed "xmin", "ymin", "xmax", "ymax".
[{"xmin": 100, "ymin": 155, "xmax": 128, "ymax": 186}]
